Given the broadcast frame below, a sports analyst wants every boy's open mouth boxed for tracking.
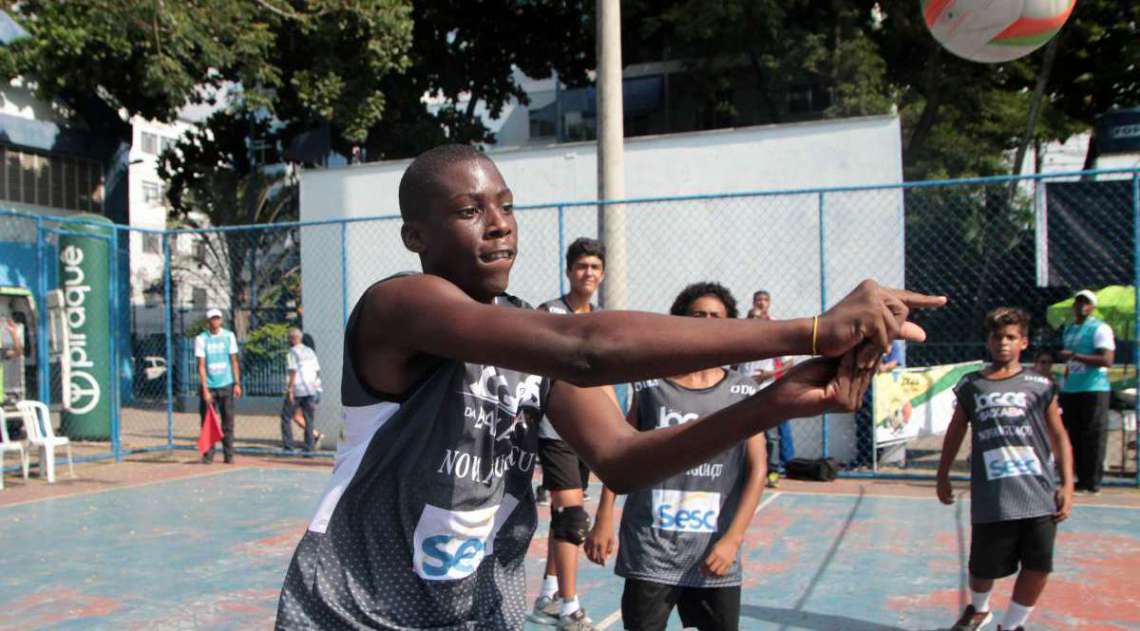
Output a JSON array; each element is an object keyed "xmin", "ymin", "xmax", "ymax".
[{"xmin": 479, "ymin": 250, "xmax": 515, "ymax": 263}]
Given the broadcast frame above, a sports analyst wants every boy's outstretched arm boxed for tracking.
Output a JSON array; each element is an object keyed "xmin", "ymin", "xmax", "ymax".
[
  {"xmin": 550, "ymin": 351, "xmax": 874, "ymax": 493},
  {"xmin": 358, "ymin": 275, "xmax": 944, "ymax": 395},
  {"xmin": 703, "ymin": 433, "xmax": 767, "ymax": 577},
  {"xmin": 583, "ymin": 404, "xmax": 639, "ymax": 566},
  {"xmin": 1044, "ymin": 396, "xmax": 1074, "ymax": 522},
  {"xmin": 936, "ymin": 405, "xmax": 968, "ymax": 504}
]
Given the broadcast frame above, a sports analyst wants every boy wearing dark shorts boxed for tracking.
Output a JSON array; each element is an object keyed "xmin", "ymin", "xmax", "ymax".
[
  {"xmin": 274, "ymin": 144, "xmax": 942, "ymax": 630},
  {"xmin": 937, "ymin": 307, "xmax": 1074, "ymax": 631},
  {"xmin": 585, "ymin": 283, "xmax": 768, "ymax": 631},
  {"xmin": 531, "ymin": 237, "xmax": 610, "ymax": 629}
]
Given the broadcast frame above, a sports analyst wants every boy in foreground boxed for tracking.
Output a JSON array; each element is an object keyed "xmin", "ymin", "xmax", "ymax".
[
  {"xmin": 585, "ymin": 282, "xmax": 767, "ymax": 631},
  {"xmin": 937, "ymin": 308, "xmax": 1074, "ymax": 631},
  {"xmin": 275, "ymin": 144, "xmax": 943, "ymax": 630}
]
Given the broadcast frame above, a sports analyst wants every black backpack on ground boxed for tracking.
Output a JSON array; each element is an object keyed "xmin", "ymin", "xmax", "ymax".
[{"xmin": 784, "ymin": 457, "xmax": 840, "ymax": 482}]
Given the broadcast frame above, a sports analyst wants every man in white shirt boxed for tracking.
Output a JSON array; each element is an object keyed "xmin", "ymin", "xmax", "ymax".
[
  {"xmin": 195, "ymin": 308, "xmax": 242, "ymax": 464},
  {"xmin": 280, "ymin": 327, "xmax": 322, "ymax": 452}
]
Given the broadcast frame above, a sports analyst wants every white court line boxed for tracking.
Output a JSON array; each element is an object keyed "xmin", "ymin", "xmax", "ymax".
[
  {"xmin": 595, "ymin": 491, "xmax": 785, "ymax": 629},
  {"xmin": 773, "ymin": 488, "xmax": 1140, "ymax": 510},
  {"xmin": 754, "ymin": 490, "xmax": 783, "ymax": 514},
  {"xmin": 0, "ymin": 466, "xmax": 243, "ymax": 509},
  {"xmin": 596, "ymin": 608, "xmax": 623, "ymax": 630}
]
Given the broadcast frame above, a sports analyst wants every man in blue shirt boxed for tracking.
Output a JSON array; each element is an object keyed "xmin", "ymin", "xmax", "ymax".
[
  {"xmin": 195, "ymin": 308, "xmax": 242, "ymax": 463},
  {"xmin": 1058, "ymin": 290, "xmax": 1115, "ymax": 494}
]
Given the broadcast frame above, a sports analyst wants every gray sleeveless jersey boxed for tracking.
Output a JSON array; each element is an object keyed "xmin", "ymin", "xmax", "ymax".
[
  {"xmin": 535, "ymin": 296, "xmax": 597, "ymax": 441},
  {"xmin": 276, "ymin": 279, "xmax": 550, "ymax": 630},
  {"xmin": 954, "ymin": 369, "xmax": 1059, "ymax": 524},
  {"xmin": 615, "ymin": 373, "xmax": 758, "ymax": 588}
]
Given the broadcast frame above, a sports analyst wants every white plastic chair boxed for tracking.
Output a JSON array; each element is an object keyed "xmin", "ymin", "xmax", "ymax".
[
  {"xmin": 16, "ymin": 400, "xmax": 74, "ymax": 483},
  {"xmin": 0, "ymin": 408, "xmax": 30, "ymax": 489}
]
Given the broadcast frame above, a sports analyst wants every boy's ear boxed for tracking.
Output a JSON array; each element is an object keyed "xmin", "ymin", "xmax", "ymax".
[{"xmin": 401, "ymin": 223, "xmax": 426, "ymax": 253}]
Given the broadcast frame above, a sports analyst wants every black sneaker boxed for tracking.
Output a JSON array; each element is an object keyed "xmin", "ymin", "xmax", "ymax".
[
  {"xmin": 997, "ymin": 626, "xmax": 1024, "ymax": 631},
  {"xmin": 951, "ymin": 605, "xmax": 993, "ymax": 631}
]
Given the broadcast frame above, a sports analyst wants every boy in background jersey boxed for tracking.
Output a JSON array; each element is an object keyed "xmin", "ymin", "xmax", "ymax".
[
  {"xmin": 585, "ymin": 282, "xmax": 768, "ymax": 631},
  {"xmin": 531, "ymin": 237, "xmax": 612, "ymax": 629},
  {"xmin": 937, "ymin": 307, "xmax": 1073, "ymax": 631},
  {"xmin": 275, "ymin": 144, "xmax": 943, "ymax": 630}
]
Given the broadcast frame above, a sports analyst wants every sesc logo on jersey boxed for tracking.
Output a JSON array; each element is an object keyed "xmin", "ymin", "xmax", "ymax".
[
  {"xmin": 651, "ymin": 489, "xmax": 721, "ymax": 533},
  {"xmin": 412, "ymin": 495, "xmax": 519, "ymax": 581},
  {"xmin": 983, "ymin": 445, "xmax": 1043, "ymax": 481}
]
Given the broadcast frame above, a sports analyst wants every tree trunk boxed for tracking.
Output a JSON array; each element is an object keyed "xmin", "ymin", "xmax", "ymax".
[
  {"xmin": 905, "ymin": 47, "xmax": 943, "ymax": 160},
  {"xmin": 974, "ymin": 38, "xmax": 1060, "ymax": 318}
]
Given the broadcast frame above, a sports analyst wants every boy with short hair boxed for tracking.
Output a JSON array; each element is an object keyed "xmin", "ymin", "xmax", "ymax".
[
  {"xmin": 531, "ymin": 236, "xmax": 610, "ymax": 629},
  {"xmin": 586, "ymin": 282, "xmax": 768, "ymax": 631},
  {"xmin": 275, "ymin": 144, "xmax": 942, "ymax": 630},
  {"xmin": 937, "ymin": 307, "xmax": 1074, "ymax": 631}
]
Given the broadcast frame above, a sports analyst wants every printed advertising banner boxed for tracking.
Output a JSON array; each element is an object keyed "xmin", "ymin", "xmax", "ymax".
[
  {"xmin": 873, "ymin": 361, "xmax": 983, "ymax": 446},
  {"xmin": 58, "ymin": 217, "xmax": 113, "ymax": 440}
]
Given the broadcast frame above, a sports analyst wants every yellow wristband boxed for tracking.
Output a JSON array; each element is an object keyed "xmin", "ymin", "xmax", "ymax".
[{"xmin": 811, "ymin": 315, "xmax": 819, "ymax": 356}]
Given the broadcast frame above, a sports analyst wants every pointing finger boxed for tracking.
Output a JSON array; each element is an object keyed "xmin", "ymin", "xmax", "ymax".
[{"xmin": 886, "ymin": 288, "xmax": 947, "ymax": 309}]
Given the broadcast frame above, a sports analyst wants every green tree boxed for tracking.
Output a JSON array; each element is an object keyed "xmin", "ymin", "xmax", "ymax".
[
  {"xmin": 159, "ymin": 112, "xmax": 301, "ymax": 336},
  {"xmin": 867, "ymin": 0, "xmax": 1136, "ymax": 179},
  {"xmin": 361, "ymin": 0, "xmax": 594, "ymax": 159},
  {"xmin": 0, "ymin": 1, "xmax": 414, "ymax": 149},
  {"xmin": 623, "ymin": 1, "xmax": 894, "ymax": 128}
]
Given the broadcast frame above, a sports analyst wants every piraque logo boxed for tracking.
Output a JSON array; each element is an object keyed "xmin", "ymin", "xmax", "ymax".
[{"xmin": 60, "ymin": 245, "xmax": 100, "ymax": 415}]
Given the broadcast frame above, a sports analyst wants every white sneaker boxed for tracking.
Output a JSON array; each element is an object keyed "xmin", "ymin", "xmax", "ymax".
[
  {"xmin": 558, "ymin": 608, "xmax": 597, "ymax": 631},
  {"xmin": 527, "ymin": 595, "xmax": 561, "ymax": 625}
]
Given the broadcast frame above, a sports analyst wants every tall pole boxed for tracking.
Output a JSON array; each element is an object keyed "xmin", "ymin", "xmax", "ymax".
[{"xmin": 597, "ymin": 0, "xmax": 627, "ymax": 309}]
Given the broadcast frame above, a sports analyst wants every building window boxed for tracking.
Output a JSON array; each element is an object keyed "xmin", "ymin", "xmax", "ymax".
[
  {"xmin": 192, "ymin": 287, "xmax": 207, "ymax": 309},
  {"xmin": 140, "ymin": 132, "xmax": 158, "ymax": 154},
  {"xmin": 142, "ymin": 181, "xmax": 163, "ymax": 204},
  {"xmin": 0, "ymin": 145, "xmax": 104, "ymax": 213},
  {"xmin": 143, "ymin": 233, "xmax": 161, "ymax": 254},
  {"xmin": 160, "ymin": 137, "xmax": 178, "ymax": 155}
]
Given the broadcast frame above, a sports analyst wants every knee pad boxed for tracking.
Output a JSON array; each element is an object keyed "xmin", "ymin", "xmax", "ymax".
[{"xmin": 551, "ymin": 506, "xmax": 591, "ymax": 545}]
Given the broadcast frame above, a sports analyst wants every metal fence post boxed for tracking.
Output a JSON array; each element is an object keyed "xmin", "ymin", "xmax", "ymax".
[
  {"xmin": 1133, "ymin": 172, "xmax": 1139, "ymax": 488},
  {"xmin": 110, "ymin": 228, "xmax": 122, "ymax": 462},
  {"xmin": 341, "ymin": 221, "xmax": 349, "ymax": 327},
  {"xmin": 558, "ymin": 205, "xmax": 567, "ymax": 296},
  {"xmin": 35, "ymin": 216, "xmax": 51, "ymax": 405},
  {"xmin": 162, "ymin": 231, "xmax": 175, "ymax": 449},
  {"xmin": 819, "ymin": 191, "xmax": 829, "ymax": 459}
]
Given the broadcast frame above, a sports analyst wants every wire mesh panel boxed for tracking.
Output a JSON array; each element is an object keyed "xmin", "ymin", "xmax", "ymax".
[
  {"xmin": 118, "ymin": 225, "xmax": 174, "ymax": 455},
  {"xmin": 161, "ymin": 222, "xmax": 329, "ymax": 456},
  {"xmin": 0, "ymin": 212, "xmax": 44, "ymax": 451},
  {"xmin": 3, "ymin": 168, "xmax": 1136, "ymax": 487}
]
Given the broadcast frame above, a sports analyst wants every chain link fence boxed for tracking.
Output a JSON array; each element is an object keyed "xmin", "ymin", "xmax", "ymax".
[{"xmin": 1, "ymin": 168, "xmax": 1137, "ymax": 486}]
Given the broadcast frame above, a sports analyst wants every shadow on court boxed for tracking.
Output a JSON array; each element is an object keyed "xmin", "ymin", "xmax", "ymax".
[
  {"xmin": 740, "ymin": 604, "xmax": 912, "ymax": 631},
  {"xmin": 2, "ymin": 465, "xmax": 1138, "ymax": 630}
]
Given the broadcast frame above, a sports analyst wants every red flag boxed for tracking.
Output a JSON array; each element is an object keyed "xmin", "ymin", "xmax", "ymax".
[{"xmin": 197, "ymin": 404, "xmax": 224, "ymax": 455}]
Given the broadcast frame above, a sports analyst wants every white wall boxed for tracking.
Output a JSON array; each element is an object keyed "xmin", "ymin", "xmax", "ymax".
[{"xmin": 299, "ymin": 115, "xmax": 905, "ymax": 459}]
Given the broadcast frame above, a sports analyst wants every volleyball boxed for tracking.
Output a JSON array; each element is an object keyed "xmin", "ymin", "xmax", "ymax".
[{"xmin": 922, "ymin": 0, "xmax": 1076, "ymax": 63}]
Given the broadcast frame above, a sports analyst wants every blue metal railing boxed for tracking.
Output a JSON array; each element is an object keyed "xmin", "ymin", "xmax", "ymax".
[{"xmin": 2, "ymin": 166, "xmax": 1137, "ymax": 486}]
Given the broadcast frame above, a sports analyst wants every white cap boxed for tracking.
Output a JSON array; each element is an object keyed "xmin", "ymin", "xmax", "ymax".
[
  {"xmin": 206, "ymin": 308, "xmax": 223, "ymax": 320},
  {"xmin": 1073, "ymin": 289, "xmax": 1097, "ymax": 307}
]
